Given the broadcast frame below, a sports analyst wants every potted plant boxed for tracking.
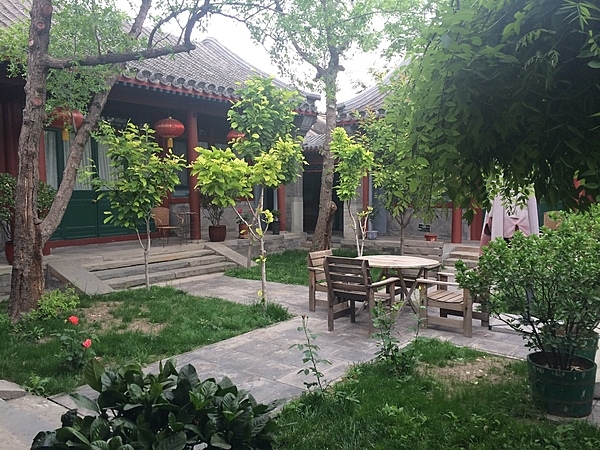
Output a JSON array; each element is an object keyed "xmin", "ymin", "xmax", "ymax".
[
  {"xmin": 270, "ymin": 209, "xmax": 281, "ymax": 234},
  {"xmin": 456, "ymin": 205, "xmax": 600, "ymax": 417},
  {"xmin": 199, "ymin": 192, "xmax": 226, "ymax": 242},
  {"xmin": 236, "ymin": 208, "xmax": 251, "ymax": 238},
  {"xmin": 0, "ymin": 173, "xmax": 56, "ymax": 264}
]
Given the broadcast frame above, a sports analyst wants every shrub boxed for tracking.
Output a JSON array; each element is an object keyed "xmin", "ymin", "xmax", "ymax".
[
  {"xmin": 32, "ymin": 359, "xmax": 282, "ymax": 450},
  {"xmin": 457, "ymin": 204, "xmax": 600, "ymax": 370},
  {"xmin": 37, "ymin": 287, "xmax": 80, "ymax": 319}
]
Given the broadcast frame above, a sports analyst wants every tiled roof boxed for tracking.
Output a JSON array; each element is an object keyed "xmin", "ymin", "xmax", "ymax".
[
  {"xmin": 336, "ymin": 83, "xmax": 387, "ymax": 124},
  {"xmin": 303, "ymin": 66, "xmax": 408, "ymax": 150},
  {"xmin": 0, "ymin": 0, "xmax": 27, "ymax": 27},
  {"xmin": 302, "ymin": 115, "xmax": 326, "ymax": 151},
  {"xmin": 336, "ymin": 68, "xmax": 407, "ymax": 123},
  {"xmin": 121, "ymin": 37, "xmax": 319, "ymax": 113}
]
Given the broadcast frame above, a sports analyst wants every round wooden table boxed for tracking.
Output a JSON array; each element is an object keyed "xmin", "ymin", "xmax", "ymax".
[{"xmin": 360, "ymin": 255, "xmax": 441, "ymax": 312}]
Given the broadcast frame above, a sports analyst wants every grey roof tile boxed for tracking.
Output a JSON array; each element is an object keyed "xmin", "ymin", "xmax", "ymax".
[
  {"xmin": 122, "ymin": 37, "xmax": 319, "ymax": 112},
  {"xmin": 0, "ymin": 0, "xmax": 27, "ymax": 27}
]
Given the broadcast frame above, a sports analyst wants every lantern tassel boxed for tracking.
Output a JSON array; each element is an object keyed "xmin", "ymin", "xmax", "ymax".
[
  {"xmin": 62, "ymin": 128, "xmax": 69, "ymax": 141},
  {"xmin": 167, "ymin": 137, "xmax": 174, "ymax": 148}
]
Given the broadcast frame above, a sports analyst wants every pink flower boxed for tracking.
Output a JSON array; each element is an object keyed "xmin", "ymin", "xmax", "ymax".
[
  {"xmin": 82, "ymin": 339, "xmax": 92, "ymax": 349},
  {"xmin": 237, "ymin": 208, "xmax": 243, "ymax": 214},
  {"xmin": 68, "ymin": 316, "xmax": 79, "ymax": 325}
]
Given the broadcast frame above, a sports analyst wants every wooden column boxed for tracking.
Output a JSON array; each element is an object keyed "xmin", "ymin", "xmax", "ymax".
[
  {"xmin": 277, "ymin": 185, "xmax": 286, "ymax": 231},
  {"xmin": 470, "ymin": 207, "xmax": 483, "ymax": 241},
  {"xmin": 186, "ymin": 110, "xmax": 201, "ymax": 240},
  {"xmin": 451, "ymin": 203, "xmax": 462, "ymax": 244},
  {"xmin": 4, "ymin": 100, "xmax": 20, "ymax": 175},
  {"xmin": 38, "ymin": 131, "xmax": 47, "ymax": 182}
]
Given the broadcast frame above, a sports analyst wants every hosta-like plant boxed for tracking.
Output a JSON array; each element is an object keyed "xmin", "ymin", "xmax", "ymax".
[{"xmin": 31, "ymin": 359, "xmax": 282, "ymax": 450}]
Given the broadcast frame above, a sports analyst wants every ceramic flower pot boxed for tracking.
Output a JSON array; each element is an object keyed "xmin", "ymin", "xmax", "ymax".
[{"xmin": 238, "ymin": 223, "xmax": 249, "ymax": 239}]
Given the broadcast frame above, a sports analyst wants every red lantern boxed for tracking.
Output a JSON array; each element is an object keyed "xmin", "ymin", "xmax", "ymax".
[
  {"xmin": 155, "ymin": 117, "xmax": 185, "ymax": 148},
  {"xmin": 50, "ymin": 107, "xmax": 84, "ymax": 141},
  {"xmin": 226, "ymin": 129, "xmax": 245, "ymax": 143}
]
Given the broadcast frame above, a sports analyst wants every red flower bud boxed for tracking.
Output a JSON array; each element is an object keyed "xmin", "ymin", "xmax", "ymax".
[
  {"xmin": 68, "ymin": 316, "xmax": 79, "ymax": 325},
  {"xmin": 82, "ymin": 339, "xmax": 92, "ymax": 349}
]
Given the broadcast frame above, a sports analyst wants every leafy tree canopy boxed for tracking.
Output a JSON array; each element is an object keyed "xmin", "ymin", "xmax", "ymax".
[
  {"xmin": 228, "ymin": 76, "xmax": 303, "ymax": 159},
  {"xmin": 392, "ymin": 0, "xmax": 600, "ymax": 213}
]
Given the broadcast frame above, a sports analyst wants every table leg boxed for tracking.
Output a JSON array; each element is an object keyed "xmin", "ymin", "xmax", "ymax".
[{"xmin": 401, "ymin": 268, "xmax": 426, "ymax": 314}]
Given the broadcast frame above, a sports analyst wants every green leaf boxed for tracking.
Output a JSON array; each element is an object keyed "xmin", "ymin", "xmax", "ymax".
[
  {"xmin": 588, "ymin": 60, "xmax": 600, "ymax": 68},
  {"xmin": 209, "ymin": 433, "xmax": 232, "ymax": 449},
  {"xmin": 155, "ymin": 431, "xmax": 186, "ymax": 450},
  {"xmin": 90, "ymin": 417, "xmax": 110, "ymax": 442},
  {"xmin": 70, "ymin": 393, "xmax": 101, "ymax": 415},
  {"xmin": 84, "ymin": 359, "xmax": 105, "ymax": 393}
]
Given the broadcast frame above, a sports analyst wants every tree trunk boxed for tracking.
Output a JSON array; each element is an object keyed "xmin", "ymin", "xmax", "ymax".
[
  {"xmin": 311, "ymin": 74, "xmax": 338, "ymax": 251},
  {"xmin": 323, "ymin": 201, "xmax": 337, "ymax": 250},
  {"xmin": 258, "ymin": 188, "xmax": 268, "ymax": 306},
  {"xmin": 8, "ymin": 0, "xmax": 144, "ymax": 321},
  {"xmin": 8, "ymin": 0, "xmax": 53, "ymax": 321},
  {"xmin": 142, "ymin": 219, "xmax": 151, "ymax": 290}
]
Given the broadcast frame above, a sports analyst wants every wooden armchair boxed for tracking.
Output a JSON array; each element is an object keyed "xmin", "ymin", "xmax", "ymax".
[
  {"xmin": 151, "ymin": 207, "xmax": 183, "ymax": 246},
  {"xmin": 323, "ymin": 256, "xmax": 399, "ymax": 333},
  {"xmin": 417, "ymin": 276, "xmax": 489, "ymax": 337},
  {"xmin": 307, "ymin": 249, "xmax": 332, "ymax": 312}
]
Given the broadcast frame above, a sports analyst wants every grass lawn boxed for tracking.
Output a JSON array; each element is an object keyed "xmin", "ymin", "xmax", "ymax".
[
  {"xmin": 275, "ymin": 338, "xmax": 600, "ymax": 449},
  {"xmin": 0, "ymin": 286, "xmax": 290, "ymax": 395},
  {"xmin": 225, "ymin": 248, "xmax": 364, "ymax": 285}
]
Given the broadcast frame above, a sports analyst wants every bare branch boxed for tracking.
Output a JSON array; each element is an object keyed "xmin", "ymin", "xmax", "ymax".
[{"xmin": 130, "ymin": 0, "xmax": 153, "ymax": 37}]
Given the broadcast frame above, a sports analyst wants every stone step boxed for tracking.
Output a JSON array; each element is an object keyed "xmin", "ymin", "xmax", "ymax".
[
  {"xmin": 105, "ymin": 261, "xmax": 238, "ymax": 289},
  {"xmin": 450, "ymin": 245, "xmax": 480, "ymax": 253},
  {"xmin": 448, "ymin": 250, "xmax": 480, "ymax": 260},
  {"xmin": 94, "ymin": 254, "xmax": 228, "ymax": 280},
  {"xmin": 444, "ymin": 257, "xmax": 478, "ymax": 269},
  {"xmin": 83, "ymin": 248, "xmax": 213, "ymax": 272}
]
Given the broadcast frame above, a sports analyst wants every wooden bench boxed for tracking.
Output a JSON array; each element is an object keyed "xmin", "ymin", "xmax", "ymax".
[
  {"xmin": 417, "ymin": 277, "xmax": 489, "ymax": 337},
  {"xmin": 307, "ymin": 249, "xmax": 332, "ymax": 312},
  {"xmin": 324, "ymin": 256, "xmax": 398, "ymax": 333}
]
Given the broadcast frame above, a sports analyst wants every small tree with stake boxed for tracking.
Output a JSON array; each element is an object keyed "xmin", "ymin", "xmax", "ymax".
[
  {"xmin": 192, "ymin": 139, "xmax": 304, "ymax": 305},
  {"xmin": 192, "ymin": 77, "xmax": 305, "ymax": 305},
  {"xmin": 85, "ymin": 121, "xmax": 186, "ymax": 290}
]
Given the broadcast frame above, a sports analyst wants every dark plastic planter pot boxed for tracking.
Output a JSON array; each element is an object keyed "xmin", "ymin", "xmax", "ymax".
[
  {"xmin": 527, "ymin": 351, "xmax": 597, "ymax": 417},
  {"xmin": 271, "ymin": 221, "xmax": 280, "ymax": 235},
  {"xmin": 208, "ymin": 225, "xmax": 227, "ymax": 242}
]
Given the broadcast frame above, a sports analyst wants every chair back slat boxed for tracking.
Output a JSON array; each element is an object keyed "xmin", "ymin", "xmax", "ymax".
[
  {"xmin": 308, "ymin": 249, "xmax": 332, "ymax": 284},
  {"xmin": 324, "ymin": 256, "xmax": 372, "ymax": 299},
  {"xmin": 323, "ymin": 255, "xmax": 397, "ymax": 333}
]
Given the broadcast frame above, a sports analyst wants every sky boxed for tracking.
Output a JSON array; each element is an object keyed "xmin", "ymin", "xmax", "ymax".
[{"xmin": 197, "ymin": 15, "xmax": 390, "ymax": 109}]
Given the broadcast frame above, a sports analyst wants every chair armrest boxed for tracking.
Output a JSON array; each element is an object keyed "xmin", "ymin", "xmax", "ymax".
[
  {"xmin": 370, "ymin": 277, "xmax": 400, "ymax": 289},
  {"xmin": 415, "ymin": 278, "xmax": 459, "ymax": 288},
  {"xmin": 307, "ymin": 266, "xmax": 324, "ymax": 273},
  {"xmin": 437, "ymin": 271, "xmax": 455, "ymax": 279}
]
